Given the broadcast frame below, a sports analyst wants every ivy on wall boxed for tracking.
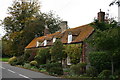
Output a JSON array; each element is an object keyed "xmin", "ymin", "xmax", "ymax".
[{"xmin": 64, "ymin": 44, "xmax": 82, "ymax": 64}]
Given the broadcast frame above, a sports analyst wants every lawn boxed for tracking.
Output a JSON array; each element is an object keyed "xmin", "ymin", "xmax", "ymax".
[{"xmin": 0, "ymin": 58, "xmax": 9, "ymax": 62}]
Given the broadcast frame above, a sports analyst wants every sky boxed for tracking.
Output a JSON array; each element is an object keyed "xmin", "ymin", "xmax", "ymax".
[{"xmin": 0, "ymin": 0, "xmax": 118, "ymax": 37}]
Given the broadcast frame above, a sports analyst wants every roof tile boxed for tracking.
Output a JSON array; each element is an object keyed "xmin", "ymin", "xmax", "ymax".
[{"xmin": 25, "ymin": 24, "xmax": 94, "ymax": 49}]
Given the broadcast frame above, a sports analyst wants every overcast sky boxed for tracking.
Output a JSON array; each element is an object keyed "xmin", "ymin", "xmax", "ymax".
[{"xmin": 0, "ymin": 0, "xmax": 118, "ymax": 37}]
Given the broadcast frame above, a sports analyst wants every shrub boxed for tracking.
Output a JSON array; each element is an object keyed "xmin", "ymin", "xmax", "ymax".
[
  {"xmin": 50, "ymin": 40, "xmax": 64, "ymax": 62},
  {"xmin": 23, "ymin": 63, "xmax": 31, "ymax": 69},
  {"xmin": 70, "ymin": 64, "xmax": 80, "ymax": 75},
  {"xmin": 23, "ymin": 50, "xmax": 30, "ymax": 61},
  {"xmin": 78, "ymin": 62, "xmax": 87, "ymax": 67},
  {"xmin": 86, "ymin": 66, "xmax": 98, "ymax": 77},
  {"xmin": 114, "ymin": 68, "xmax": 120, "ymax": 76},
  {"xmin": 30, "ymin": 60, "xmax": 38, "ymax": 66},
  {"xmin": 45, "ymin": 62, "xmax": 61, "ymax": 71},
  {"xmin": 8, "ymin": 56, "xmax": 17, "ymax": 66},
  {"xmin": 35, "ymin": 48, "xmax": 50, "ymax": 65},
  {"xmin": 16, "ymin": 55, "xmax": 25, "ymax": 65},
  {"xmin": 49, "ymin": 67, "xmax": 63, "ymax": 75},
  {"xmin": 98, "ymin": 70, "xmax": 111, "ymax": 79},
  {"xmin": 45, "ymin": 62, "xmax": 63, "ymax": 75},
  {"xmin": 89, "ymin": 52, "xmax": 111, "ymax": 73},
  {"xmin": 25, "ymin": 49, "xmax": 37, "ymax": 61},
  {"xmin": 28, "ymin": 53, "xmax": 36, "ymax": 61},
  {"xmin": 70, "ymin": 62, "xmax": 87, "ymax": 75}
]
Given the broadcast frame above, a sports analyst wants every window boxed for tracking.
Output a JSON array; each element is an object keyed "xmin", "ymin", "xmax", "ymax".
[
  {"xmin": 68, "ymin": 32, "xmax": 72, "ymax": 43},
  {"xmin": 36, "ymin": 41, "xmax": 39, "ymax": 47},
  {"xmin": 67, "ymin": 56, "xmax": 71, "ymax": 65},
  {"xmin": 43, "ymin": 40, "xmax": 47, "ymax": 46},
  {"xmin": 53, "ymin": 38, "xmax": 56, "ymax": 43}
]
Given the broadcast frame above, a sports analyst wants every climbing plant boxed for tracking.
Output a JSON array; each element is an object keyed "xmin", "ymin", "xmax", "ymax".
[{"xmin": 65, "ymin": 44, "xmax": 82, "ymax": 64}]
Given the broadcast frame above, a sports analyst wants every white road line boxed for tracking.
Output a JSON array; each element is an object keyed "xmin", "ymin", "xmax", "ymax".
[
  {"xmin": 2, "ymin": 67, "xmax": 5, "ymax": 69},
  {"xmin": 18, "ymin": 74, "xmax": 33, "ymax": 80},
  {"xmin": 0, "ymin": 66, "xmax": 5, "ymax": 69},
  {"xmin": 0, "ymin": 66, "xmax": 32, "ymax": 80},
  {"xmin": 7, "ymin": 69, "xmax": 33, "ymax": 80},
  {"xmin": 18, "ymin": 74, "xmax": 29, "ymax": 79},
  {"xmin": 7, "ymin": 69, "xmax": 16, "ymax": 73}
]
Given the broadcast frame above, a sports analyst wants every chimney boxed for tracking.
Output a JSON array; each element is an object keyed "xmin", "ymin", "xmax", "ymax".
[
  {"xmin": 44, "ymin": 25, "xmax": 50, "ymax": 36},
  {"xmin": 97, "ymin": 9, "xmax": 105, "ymax": 22},
  {"xmin": 59, "ymin": 21, "xmax": 68, "ymax": 32}
]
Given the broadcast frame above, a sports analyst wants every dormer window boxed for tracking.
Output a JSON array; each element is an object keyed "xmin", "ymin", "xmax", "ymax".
[
  {"xmin": 36, "ymin": 41, "xmax": 40, "ymax": 47},
  {"xmin": 68, "ymin": 32, "xmax": 72, "ymax": 43},
  {"xmin": 53, "ymin": 38, "xmax": 56, "ymax": 43},
  {"xmin": 43, "ymin": 40, "xmax": 47, "ymax": 46}
]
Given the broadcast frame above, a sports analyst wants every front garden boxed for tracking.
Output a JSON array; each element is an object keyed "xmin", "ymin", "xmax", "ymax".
[{"xmin": 8, "ymin": 40, "xmax": 120, "ymax": 80}]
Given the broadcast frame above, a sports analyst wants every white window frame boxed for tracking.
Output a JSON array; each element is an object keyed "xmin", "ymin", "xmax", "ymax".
[
  {"xmin": 43, "ymin": 40, "xmax": 47, "ymax": 46},
  {"xmin": 53, "ymin": 38, "xmax": 56, "ymax": 43},
  {"xmin": 36, "ymin": 41, "xmax": 39, "ymax": 47},
  {"xmin": 68, "ymin": 33, "xmax": 72, "ymax": 43}
]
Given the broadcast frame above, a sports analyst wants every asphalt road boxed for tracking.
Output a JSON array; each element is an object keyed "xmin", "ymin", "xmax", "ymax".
[{"xmin": 0, "ymin": 62, "xmax": 59, "ymax": 80}]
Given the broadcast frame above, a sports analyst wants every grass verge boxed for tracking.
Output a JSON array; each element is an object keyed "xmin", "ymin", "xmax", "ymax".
[{"xmin": 0, "ymin": 58, "xmax": 9, "ymax": 62}]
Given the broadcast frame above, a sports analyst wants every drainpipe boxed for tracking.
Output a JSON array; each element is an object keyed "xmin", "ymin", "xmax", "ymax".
[
  {"xmin": 81, "ymin": 42, "xmax": 86, "ymax": 63},
  {"xmin": 81, "ymin": 41, "xmax": 86, "ymax": 73}
]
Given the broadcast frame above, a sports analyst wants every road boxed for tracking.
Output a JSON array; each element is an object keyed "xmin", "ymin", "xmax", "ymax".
[{"xmin": 0, "ymin": 62, "xmax": 59, "ymax": 80}]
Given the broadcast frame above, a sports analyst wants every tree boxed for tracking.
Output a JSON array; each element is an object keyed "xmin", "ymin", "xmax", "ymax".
[
  {"xmin": 88, "ymin": 20, "xmax": 120, "ymax": 75},
  {"xmin": 89, "ymin": 52, "xmax": 111, "ymax": 73},
  {"xmin": 90, "ymin": 19, "xmax": 117, "ymax": 31},
  {"xmin": 3, "ymin": 0, "xmax": 40, "ymax": 33},
  {"xmin": 109, "ymin": 0, "xmax": 120, "ymax": 7},
  {"xmin": 2, "ymin": 0, "xmax": 40, "ymax": 56},
  {"xmin": 50, "ymin": 40, "xmax": 64, "ymax": 63},
  {"xmin": 35, "ymin": 48, "xmax": 51, "ymax": 64},
  {"xmin": 39, "ymin": 11, "xmax": 61, "ymax": 34},
  {"xmin": 2, "ymin": 0, "xmax": 62, "ymax": 56}
]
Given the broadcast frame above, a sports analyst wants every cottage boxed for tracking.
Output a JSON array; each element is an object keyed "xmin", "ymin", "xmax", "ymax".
[
  {"xmin": 25, "ymin": 10, "xmax": 105, "ymax": 65},
  {"xmin": 25, "ymin": 24, "xmax": 94, "ymax": 64}
]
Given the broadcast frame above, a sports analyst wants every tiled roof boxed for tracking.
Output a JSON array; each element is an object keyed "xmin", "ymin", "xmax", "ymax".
[
  {"xmin": 25, "ymin": 24, "xmax": 94, "ymax": 49},
  {"xmin": 71, "ymin": 25, "xmax": 94, "ymax": 43},
  {"xmin": 25, "ymin": 37, "xmax": 38, "ymax": 49},
  {"xmin": 25, "ymin": 32, "xmax": 60, "ymax": 48},
  {"xmin": 57, "ymin": 24, "xmax": 94, "ymax": 43}
]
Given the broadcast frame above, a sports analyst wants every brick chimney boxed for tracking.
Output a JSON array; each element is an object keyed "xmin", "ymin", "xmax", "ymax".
[
  {"xmin": 97, "ymin": 9, "xmax": 105, "ymax": 22},
  {"xmin": 59, "ymin": 21, "xmax": 68, "ymax": 32}
]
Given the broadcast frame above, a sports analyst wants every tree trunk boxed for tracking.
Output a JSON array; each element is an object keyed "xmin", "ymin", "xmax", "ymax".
[{"xmin": 111, "ymin": 59, "xmax": 114, "ymax": 75}]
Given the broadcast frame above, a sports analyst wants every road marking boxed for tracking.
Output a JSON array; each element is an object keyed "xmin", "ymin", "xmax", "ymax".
[
  {"xmin": 18, "ymin": 74, "xmax": 33, "ymax": 80},
  {"xmin": 0, "ymin": 66, "xmax": 5, "ymax": 69},
  {"xmin": 18, "ymin": 74, "xmax": 29, "ymax": 78},
  {"xmin": 7, "ymin": 69, "xmax": 33, "ymax": 80},
  {"xmin": 7, "ymin": 69, "xmax": 16, "ymax": 73}
]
